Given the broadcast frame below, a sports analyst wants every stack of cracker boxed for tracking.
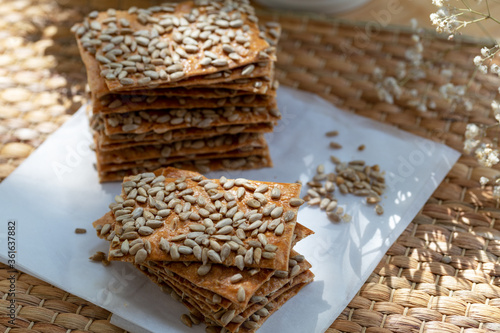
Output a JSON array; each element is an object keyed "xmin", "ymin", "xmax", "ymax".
[
  {"xmin": 72, "ymin": 0, "xmax": 281, "ymax": 182},
  {"xmin": 93, "ymin": 167, "xmax": 314, "ymax": 332}
]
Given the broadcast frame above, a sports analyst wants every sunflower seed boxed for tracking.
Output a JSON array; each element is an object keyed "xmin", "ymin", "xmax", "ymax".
[
  {"xmin": 257, "ymin": 233, "xmax": 267, "ymax": 246},
  {"xmin": 242, "ymin": 64, "xmax": 255, "ymax": 76},
  {"xmin": 275, "ymin": 223, "xmax": 285, "ymax": 236},
  {"xmin": 120, "ymin": 231, "xmax": 139, "ymax": 240},
  {"xmin": 230, "ymin": 273, "xmax": 243, "ymax": 284},
  {"xmin": 134, "ymin": 248, "xmax": 147, "ymax": 264},
  {"xmin": 120, "ymin": 78, "xmax": 134, "ymax": 85},
  {"xmin": 180, "ymin": 314, "xmax": 192, "ymax": 327},
  {"xmin": 327, "ymin": 212, "xmax": 341, "ymax": 222},
  {"xmin": 244, "ymin": 247, "xmax": 253, "ymax": 266},
  {"xmin": 237, "ymin": 287, "xmax": 245, "ymax": 302},
  {"xmin": 207, "ymin": 249, "xmax": 222, "ymax": 263},
  {"xmin": 274, "ymin": 270, "xmax": 288, "ymax": 278},
  {"xmin": 178, "ymin": 245, "xmax": 193, "ymax": 255},
  {"xmin": 237, "ymin": 187, "xmax": 245, "ymax": 199},
  {"xmin": 221, "ymin": 310, "xmax": 236, "ymax": 326},
  {"xmin": 235, "ymin": 254, "xmax": 244, "ymax": 270},
  {"xmin": 221, "ymin": 243, "xmax": 231, "ymax": 262},
  {"xmin": 270, "ymin": 187, "xmax": 281, "ymax": 200},
  {"xmin": 262, "ymin": 251, "xmax": 276, "ymax": 259},
  {"xmin": 160, "ymin": 238, "xmax": 170, "ymax": 253},
  {"xmin": 197, "ymin": 264, "xmax": 211, "ymax": 276},
  {"xmin": 246, "ymin": 199, "xmax": 261, "ymax": 208},
  {"xmin": 170, "ymin": 244, "xmax": 180, "ymax": 260},
  {"xmin": 287, "ymin": 198, "xmax": 304, "ymax": 209},
  {"xmin": 290, "ymin": 264, "xmax": 301, "ymax": 277},
  {"xmin": 367, "ymin": 196, "xmax": 381, "ymax": 204},
  {"xmin": 129, "ymin": 242, "xmax": 144, "ymax": 255},
  {"xmin": 212, "ymin": 59, "xmax": 228, "ymax": 67},
  {"xmin": 283, "ymin": 210, "xmax": 296, "ymax": 222}
]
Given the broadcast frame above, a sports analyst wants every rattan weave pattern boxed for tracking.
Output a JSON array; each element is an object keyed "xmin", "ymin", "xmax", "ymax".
[{"xmin": 2, "ymin": 1, "xmax": 500, "ymax": 332}]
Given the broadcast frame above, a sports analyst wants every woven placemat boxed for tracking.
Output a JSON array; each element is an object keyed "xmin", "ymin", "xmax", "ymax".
[{"xmin": 2, "ymin": 1, "xmax": 500, "ymax": 332}]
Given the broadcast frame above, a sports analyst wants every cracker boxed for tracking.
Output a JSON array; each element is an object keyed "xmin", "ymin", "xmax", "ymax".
[
  {"xmin": 96, "ymin": 145, "xmax": 270, "ymax": 172},
  {"xmin": 98, "ymin": 105, "xmax": 280, "ymax": 136},
  {"xmin": 93, "ymin": 91, "xmax": 274, "ymax": 114},
  {"xmin": 97, "ymin": 153, "xmax": 272, "ymax": 182},
  {"xmin": 73, "ymin": 2, "xmax": 278, "ymax": 94},
  {"xmin": 96, "ymin": 133, "xmax": 266, "ymax": 164},
  {"xmin": 93, "ymin": 122, "xmax": 275, "ymax": 150},
  {"xmin": 96, "ymin": 167, "xmax": 301, "ymax": 270}
]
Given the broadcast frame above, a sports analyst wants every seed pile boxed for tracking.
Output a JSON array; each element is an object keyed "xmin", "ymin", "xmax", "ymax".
[
  {"xmin": 72, "ymin": 0, "xmax": 281, "ymax": 182},
  {"xmin": 92, "ymin": 167, "xmax": 314, "ymax": 332},
  {"xmin": 303, "ymin": 136, "xmax": 386, "ymax": 221}
]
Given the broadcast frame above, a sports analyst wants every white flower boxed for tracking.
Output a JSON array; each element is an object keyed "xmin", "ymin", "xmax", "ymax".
[
  {"xmin": 491, "ymin": 64, "xmax": 500, "ymax": 75},
  {"xmin": 473, "ymin": 55, "xmax": 482, "ymax": 66},
  {"xmin": 480, "ymin": 176, "xmax": 489, "ymax": 186},
  {"xmin": 493, "ymin": 186, "xmax": 500, "ymax": 200},
  {"xmin": 479, "ymin": 65, "xmax": 488, "ymax": 74},
  {"xmin": 464, "ymin": 138, "xmax": 480, "ymax": 154},
  {"xmin": 465, "ymin": 123, "xmax": 481, "ymax": 139},
  {"xmin": 475, "ymin": 146, "xmax": 500, "ymax": 167},
  {"xmin": 432, "ymin": 0, "xmax": 447, "ymax": 6},
  {"xmin": 481, "ymin": 47, "xmax": 490, "ymax": 57},
  {"xmin": 492, "ymin": 100, "xmax": 500, "ymax": 122}
]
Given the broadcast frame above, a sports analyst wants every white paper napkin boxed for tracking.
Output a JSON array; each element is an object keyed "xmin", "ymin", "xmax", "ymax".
[{"xmin": 0, "ymin": 87, "xmax": 460, "ymax": 333}]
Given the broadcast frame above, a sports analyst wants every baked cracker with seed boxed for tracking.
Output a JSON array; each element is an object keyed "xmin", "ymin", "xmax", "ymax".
[
  {"xmin": 94, "ymin": 167, "xmax": 301, "ymax": 270},
  {"xmin": 95, "ymin": 145, "xmax": 271, "ymax": 174},
  {"xmin": 96, "ymin": 133, "xmax": 267, "ymax": 165},
  {"xmin": 98, "ymin": 105, "xmax": 280, "ymax": 136},
  {"xmin": 93, "ymin": 122, "xmax": 276, "ymax": 151},
  {"xmin": 74, "ymin": 3, "xmax": 278, "ymax": 95}
]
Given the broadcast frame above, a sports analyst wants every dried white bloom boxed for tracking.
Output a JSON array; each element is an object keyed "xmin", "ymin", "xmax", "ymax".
[
  {"xmin": 478, "ymin": 65, "xmax": 488, "ymax": 74},
  {"xmin": 493, "ymin": 186, "xmax": 500, "ymax": 200},
  {"xmin": 492, "ymin": 100, "xmax": 500, "ymax": 122},
  {"xmin": 473, "ymin": 55, "xmax": 483, "ymax": 66},
  {"xmin": 479, "ymin": 176, "xmax": 489, "ymax": 186},
  {"xmin": 465, "ymin": 123, "xmax": 481, "ymax": 139},
  {"xmin": 464, "ymin": 138, "xmax": 480, "ymax": 154},
  {"xmin": 432, "ymin": 0, "xmax": 448, "ymax": 6},
  {"xmin": 475, "ymin": 145, "xmax": 500, "ymax": 167},
  {"xmin": 430, "ymin": 7, "xmax": 460, "ymax": 35},
  {"xmin": 491, "ymin": 64, "xmax": 500, "ymax": 75},
  {"xmin": 481, "ymin": 47, "xmax": 490, "ymax": 57}
]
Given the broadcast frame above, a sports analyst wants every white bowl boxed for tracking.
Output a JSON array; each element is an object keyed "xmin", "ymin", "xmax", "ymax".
[{"xmin": 255, "ymin": 0, "xmax": 371, "ymax": 14}]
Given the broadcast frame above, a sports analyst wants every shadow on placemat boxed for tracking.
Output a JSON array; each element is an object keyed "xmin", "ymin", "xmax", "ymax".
[{"xmin": 2, "ymin": 1, "xmax": 500, "ymax": 333}]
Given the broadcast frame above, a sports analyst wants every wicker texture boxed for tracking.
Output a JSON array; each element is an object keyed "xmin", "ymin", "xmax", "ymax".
[{"xmin": 2, "ymin": 1, "xmax": 500, "ymax": 332}]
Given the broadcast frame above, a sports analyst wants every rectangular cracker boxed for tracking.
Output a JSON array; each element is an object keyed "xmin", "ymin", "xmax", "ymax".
[
  {"xmin": 73, "ymin": 2, "xmax": 279, "ymax": 93},
  {"xmin": 98, "ymin": 105, "xmax": 280, "ymax": 136},
  {"xmin": 95, "ymin": 133, "xmax": 267, "ymax": 165},
  {"xmin": 97, "ymin": 153, "xmax": 272, "ymax": 182},
  {"xmin": 96, "ymin": 167, "xmax": 304, "ymax": 270},
  {"xmin": 93, "ymin": 122, "xmax": 275, "ymax": 150},
  {"xmin": 95, "ymin": 123, "xmax": 274, "ymax": 151},
  {"xmin": 96, "ymin": 145, "xmax": 270, "ymax": 172},
  {"xmin": 92, "ymin": 91, "xmax": 274, "ymax": 114}
]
